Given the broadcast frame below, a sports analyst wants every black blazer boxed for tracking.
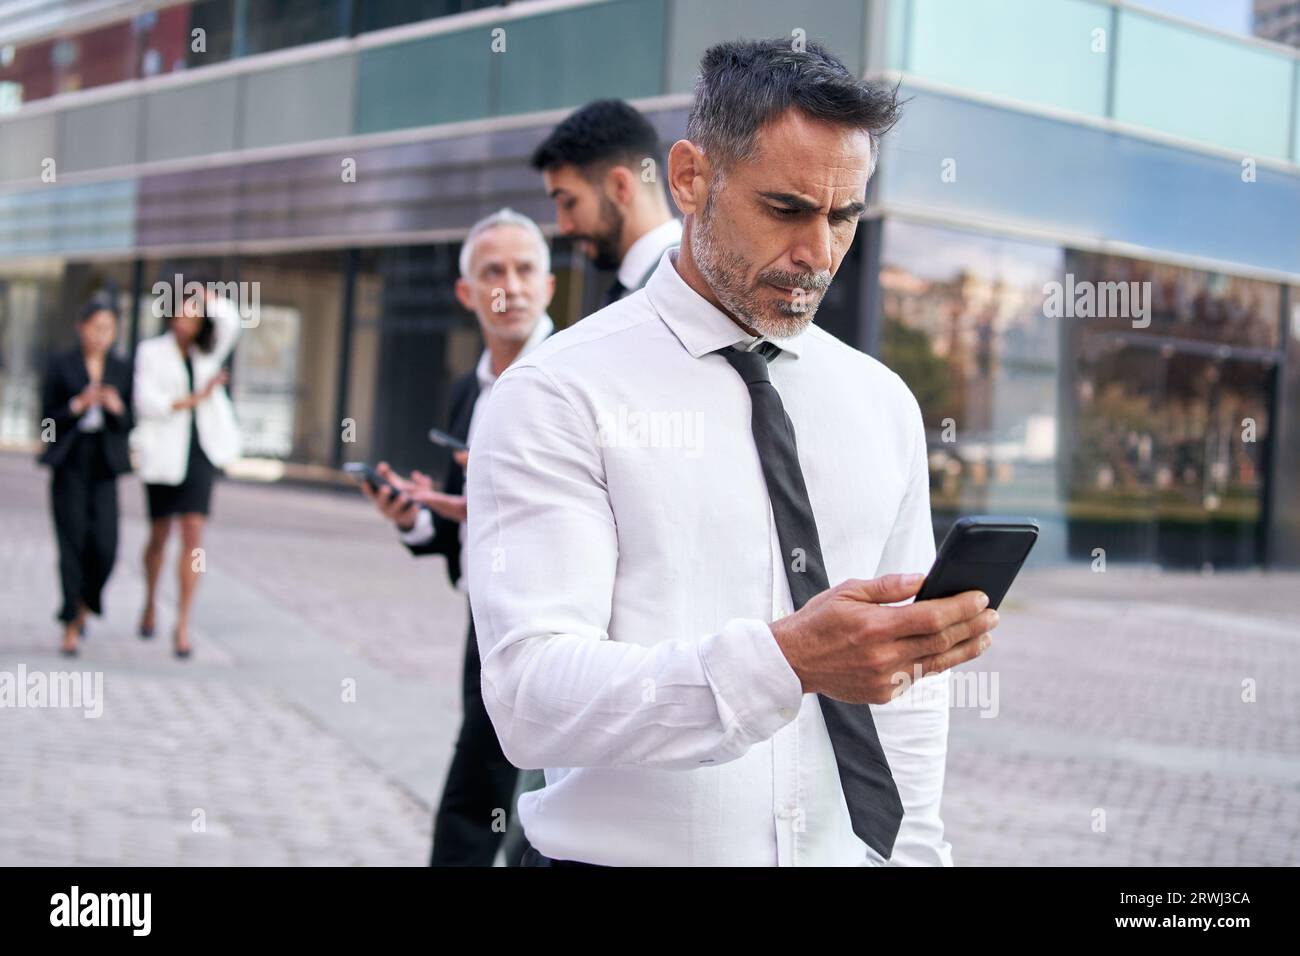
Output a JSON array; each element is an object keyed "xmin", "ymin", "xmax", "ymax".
[
  {"xmin": 38, "ymin": 348, "xmax": 134, "ymax": 475},
  {"xmin": 405, "ymin": 368, "xmax": 479, "ymax": 587}
]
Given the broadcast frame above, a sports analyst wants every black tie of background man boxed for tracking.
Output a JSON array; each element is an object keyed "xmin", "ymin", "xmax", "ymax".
[{"xmin": 718, "ymin": 342, "xmax": 905, "ymax": 860}]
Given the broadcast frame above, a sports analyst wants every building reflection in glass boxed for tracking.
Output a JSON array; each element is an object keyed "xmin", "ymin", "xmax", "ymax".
[
  {"xmin": 878, "ymin": 219, "xmax": 1065, "ymax": 563},
  {"xmin": 877, "ymin": 220, "xmax": 1283, "ymax": 568}
]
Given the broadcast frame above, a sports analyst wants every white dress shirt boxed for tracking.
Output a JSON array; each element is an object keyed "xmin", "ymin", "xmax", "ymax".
[
  {"xmin": 466, "ymin": 248, "xmax": 952, "ymax": 866},
  {"xmin": 400, "ymin": 313, "xmax": 554, "ymax": 594},
  {"xmin": 617, "ymin": 218, "xmax": 683, "ymax": 292}
]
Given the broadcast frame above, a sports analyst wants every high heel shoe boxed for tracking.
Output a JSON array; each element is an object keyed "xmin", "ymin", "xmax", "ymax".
[
  {"xmin": 173, "ymin": 630, "xmax": 191, "ymax": 659},
  {"xmin": 138, "ymin": 612, "xmax": 155, "ymax": 640}
]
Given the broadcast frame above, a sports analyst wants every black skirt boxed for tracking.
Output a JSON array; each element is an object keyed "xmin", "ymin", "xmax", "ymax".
[{"xmin": 145, "ymin": 422, "xmax": 217, "ymax": 519}]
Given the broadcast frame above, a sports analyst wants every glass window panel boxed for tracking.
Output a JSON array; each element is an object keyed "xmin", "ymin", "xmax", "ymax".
[
  {"xmin": 59, "ymin": 97, "xmax": 142, "ymax": 173},
  {"xmin": 55, "ymin": 20, "xmax": 137, "ymax": 94},
  {"xmin": 879, "ymin": 218, "xmax": 1281, "ymax": 568},
  {"xmin": 1114, "ymin": 9, "xmax": 1295, "ymax": 160},
  {"xmin": 497, "ymin": 0, "xmax": 665, "ymax": 115},
  {"xmin": 356, "ymin": 29, "xmax": 489, "ymax": 133},
  {"xmin": 0, "ymin": 38, "xmax": 58, "ymax": 110},
  {"xmin": 355, "ymin": 0, "xmax": 500, "ymax": 34},
  {"xmin": 239, "ymin": 55, "xmax": 356, "ymax": 149},
  {"xmin": 178, "ymin": 0, "xmax": 237, "ymax": 70},
  {"xmin": 1060, "ymin": 252, "xmax": 1280, "ymax": 568},
  {"xmin": 665, "ymin": 0, "xmax": 863, "ymax": 94},
  {"xmin": 141, "ymin": 77, "xmax": 239, "ymax": 163},
  {"xmin": 879, "ymin": 87, "xmax": 1300, "ymax": 277},
  {"xmin": 905, "ymin": 0, "xmax": 1109, "ymax": 116},
  {"xmin": 1066, "ymin": 251, "xmax": 1282, "ymax": 350},
  {"xmin": 0, "ymin": 112, "xmax": 57, "ymax": 183},
  {"xmin": 877, "ymin": 219, "xmax": 1066, "ymax": 562},
  {"xmin": 240, "ymin": 0, "xmax": 349, "ymax": 56}
]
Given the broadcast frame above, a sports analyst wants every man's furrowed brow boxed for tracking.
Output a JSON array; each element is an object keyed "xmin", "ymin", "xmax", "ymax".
[{"xmin": 758, "ymin": 191, "xmax": 867, "ymax": 217}]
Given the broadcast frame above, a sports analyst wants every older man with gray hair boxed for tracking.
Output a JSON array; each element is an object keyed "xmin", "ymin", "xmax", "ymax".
[{"xmin": 363, "ymin": 207, "xmax": 555, "ymax": 866}]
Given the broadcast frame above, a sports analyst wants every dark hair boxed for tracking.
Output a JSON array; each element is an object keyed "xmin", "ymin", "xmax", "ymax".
[
  {"xmin": 165, "ymin": 280, "xmax": 218, "ymax": 353},
  {"xmin": 78, "ymin": 293, "xmax": 119, "ymax": 324},
  {"xmin": 530, "ymin": 99, "xmax": 662, "ymax": 181},
  {"xmin": 685, "ymin": 39, "xmax": 902, "ymax": 175},
  {"xmin": 170, "ymin": 311, "xmax": 216, "ymax": 353}
]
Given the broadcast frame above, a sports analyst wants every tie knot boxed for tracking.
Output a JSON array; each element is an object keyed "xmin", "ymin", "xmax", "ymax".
[{"xmin": 718, "ymin": 341, "xmax": 779, "ymax": 385}]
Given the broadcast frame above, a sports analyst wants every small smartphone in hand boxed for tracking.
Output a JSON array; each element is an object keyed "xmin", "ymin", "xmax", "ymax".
[
  {"xmin": 913, "ymin": 516, "xmax": 1039, "ymax": 610},
  {"xmin": 344, "ymin": 461, "xmax": 398, "ymax": 497}
]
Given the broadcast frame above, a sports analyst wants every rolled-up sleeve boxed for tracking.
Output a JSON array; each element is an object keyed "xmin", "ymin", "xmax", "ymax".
[
  {"xmin": 872, "ymin": 375, "xmax": 953, "ymax": 867},
  {"xmin": 466, "ymin": 364, "xmax": 803, "ymax": 772}
]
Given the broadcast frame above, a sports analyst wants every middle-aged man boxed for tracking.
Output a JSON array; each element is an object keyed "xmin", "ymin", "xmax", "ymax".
[
  {"xmin": 531, "ymin": 99, "xmax": 683, "ymax": 306},
  {"xmin": 465, "ymin": 40, "xmax": 1000, "ymax": 867},
  {"xmin": 365, "ymin": 208, "xmax": 555, "ymax": 867}
]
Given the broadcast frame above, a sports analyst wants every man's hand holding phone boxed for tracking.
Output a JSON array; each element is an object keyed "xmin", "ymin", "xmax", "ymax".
[
  {"xmin": 358, "ymin": 461, "xmax": 468, "ymax": 528},
  {"xmin": 769, "ymin": 573, "xmax": 997, "ymax": 705},
  {"xmin": 359, "ymin": 461, "xmax": 421, "ymax": 531}
]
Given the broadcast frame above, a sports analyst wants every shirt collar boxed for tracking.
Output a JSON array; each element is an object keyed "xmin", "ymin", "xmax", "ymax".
[
  {"xmin": 617, "ymin": 218, "xmax": 684, "ymax": 290},
  {"xmin": 644, "ymin": 247, "xmax": 805, "ymax": 360},
  {"xmin": 476, "ymin": 312, "xmax": 554, "ymax": 388}
]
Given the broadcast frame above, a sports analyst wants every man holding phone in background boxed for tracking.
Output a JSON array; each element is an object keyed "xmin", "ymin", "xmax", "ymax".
[{"xmin": 361, "ymin": 208, "xmax": 555, "ymax": 866}]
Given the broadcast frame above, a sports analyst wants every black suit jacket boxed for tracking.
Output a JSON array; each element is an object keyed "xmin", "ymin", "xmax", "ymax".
[
  {"xmin": 405, "ymin": 368, "xmax": 479, "ymax": 587},
  {"xmin": 38, "ymin": 348, "xmax": 134, "ymax": 475}
]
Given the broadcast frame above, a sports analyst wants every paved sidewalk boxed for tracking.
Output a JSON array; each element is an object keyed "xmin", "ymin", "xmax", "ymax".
[
  {"xmin": 944, "ymin": 566, "xmax": 1300, "ymax": 865},
  {"xmin": 1, "ymin": 452, "xmax": 455, "ymax": 865},
  {"xmin": 1, "ymin": 449, "xmax": 1297, "ymax": 865}
]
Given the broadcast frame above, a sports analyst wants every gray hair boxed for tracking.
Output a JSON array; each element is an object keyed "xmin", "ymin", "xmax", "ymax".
[
  {"xmin": 458, "ymin": 208, "xmax": 551, "ymax": 279},
  {"xmin": 685, "ymin": 39, "xmax": 901, "ymax": 178}
]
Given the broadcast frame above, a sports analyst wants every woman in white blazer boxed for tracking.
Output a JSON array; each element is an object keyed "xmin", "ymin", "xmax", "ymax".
[{"xmin": 131, "ymin": 288, "xmax": 242, "ymax": 658}]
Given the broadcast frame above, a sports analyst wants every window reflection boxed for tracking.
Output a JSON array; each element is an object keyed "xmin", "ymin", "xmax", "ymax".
[
  {"xmin": 878, "ymin": 219, "xmax": 1064, "ymax": 556},
  {"xmin": 878, "ymin": 218, "xmax": 1283, "ymax": 568},
  {"xmin": 1067, "ymin": 251, "xmax": 1281, "ymax": 349}
]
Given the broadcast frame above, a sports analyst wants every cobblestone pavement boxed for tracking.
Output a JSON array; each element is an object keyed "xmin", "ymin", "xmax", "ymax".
[{"xmin": 1, "ymin": 451, "xmax": 1296, "ymax": 865}]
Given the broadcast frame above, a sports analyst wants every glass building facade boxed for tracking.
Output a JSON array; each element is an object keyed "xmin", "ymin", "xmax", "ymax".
[{"xmin": 1, "ymin": 0, "xmax": 1298, "ymax": 568}]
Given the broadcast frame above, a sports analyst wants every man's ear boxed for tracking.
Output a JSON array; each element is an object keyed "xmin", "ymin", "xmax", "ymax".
[
  {"xmin": 605, "ymin": 164, "xmax": 637, "ymax": 209},
  {"xmin": 666, "ymin": 139, "xmax": 710, "ymax": 217},
  {"xmin": 454, "ymin": 277, "xmax": 474, "ymax": 312}
]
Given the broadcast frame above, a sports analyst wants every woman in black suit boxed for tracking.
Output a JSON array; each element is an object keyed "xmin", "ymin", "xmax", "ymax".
[{"xmin": 39, "ymin": 296, "xmax": 134, "ymax": 656}]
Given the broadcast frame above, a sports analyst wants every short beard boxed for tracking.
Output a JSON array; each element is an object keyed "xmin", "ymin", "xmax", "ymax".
[
  {"xmin": 690, "ymin": 176, "xmax": 830, "ymax": 340},
  {"xmin": 586, "ymin": 195, "xmax": 625, "ymax": 271}
]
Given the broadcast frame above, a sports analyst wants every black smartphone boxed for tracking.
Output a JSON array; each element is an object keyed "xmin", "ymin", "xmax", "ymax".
[
  {"xmin": 428, "ymin": 428, "xmax": 468, "ymax": 452},
  {"xmin": 344, "ymin": 461, "xmax": 399, "ymax": 497},
  {"xmin": 913, "ymin": 516, "xmax": 1039, "ymax": 609}
]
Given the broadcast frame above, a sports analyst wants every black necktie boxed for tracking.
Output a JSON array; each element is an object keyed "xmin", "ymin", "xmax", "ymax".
[
  {"xmin": 718, "ymin": 341, "xmax": 905, "ymax": 860},
  {"xmin": 602, "ymin": 277, "xmax": 627, "ymax": 307}
]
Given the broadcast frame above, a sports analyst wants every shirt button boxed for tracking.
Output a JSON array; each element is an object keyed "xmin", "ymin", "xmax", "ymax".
[{"xmin": 778, "ymin": 706, "xmax": 795, "ymax": 720}]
